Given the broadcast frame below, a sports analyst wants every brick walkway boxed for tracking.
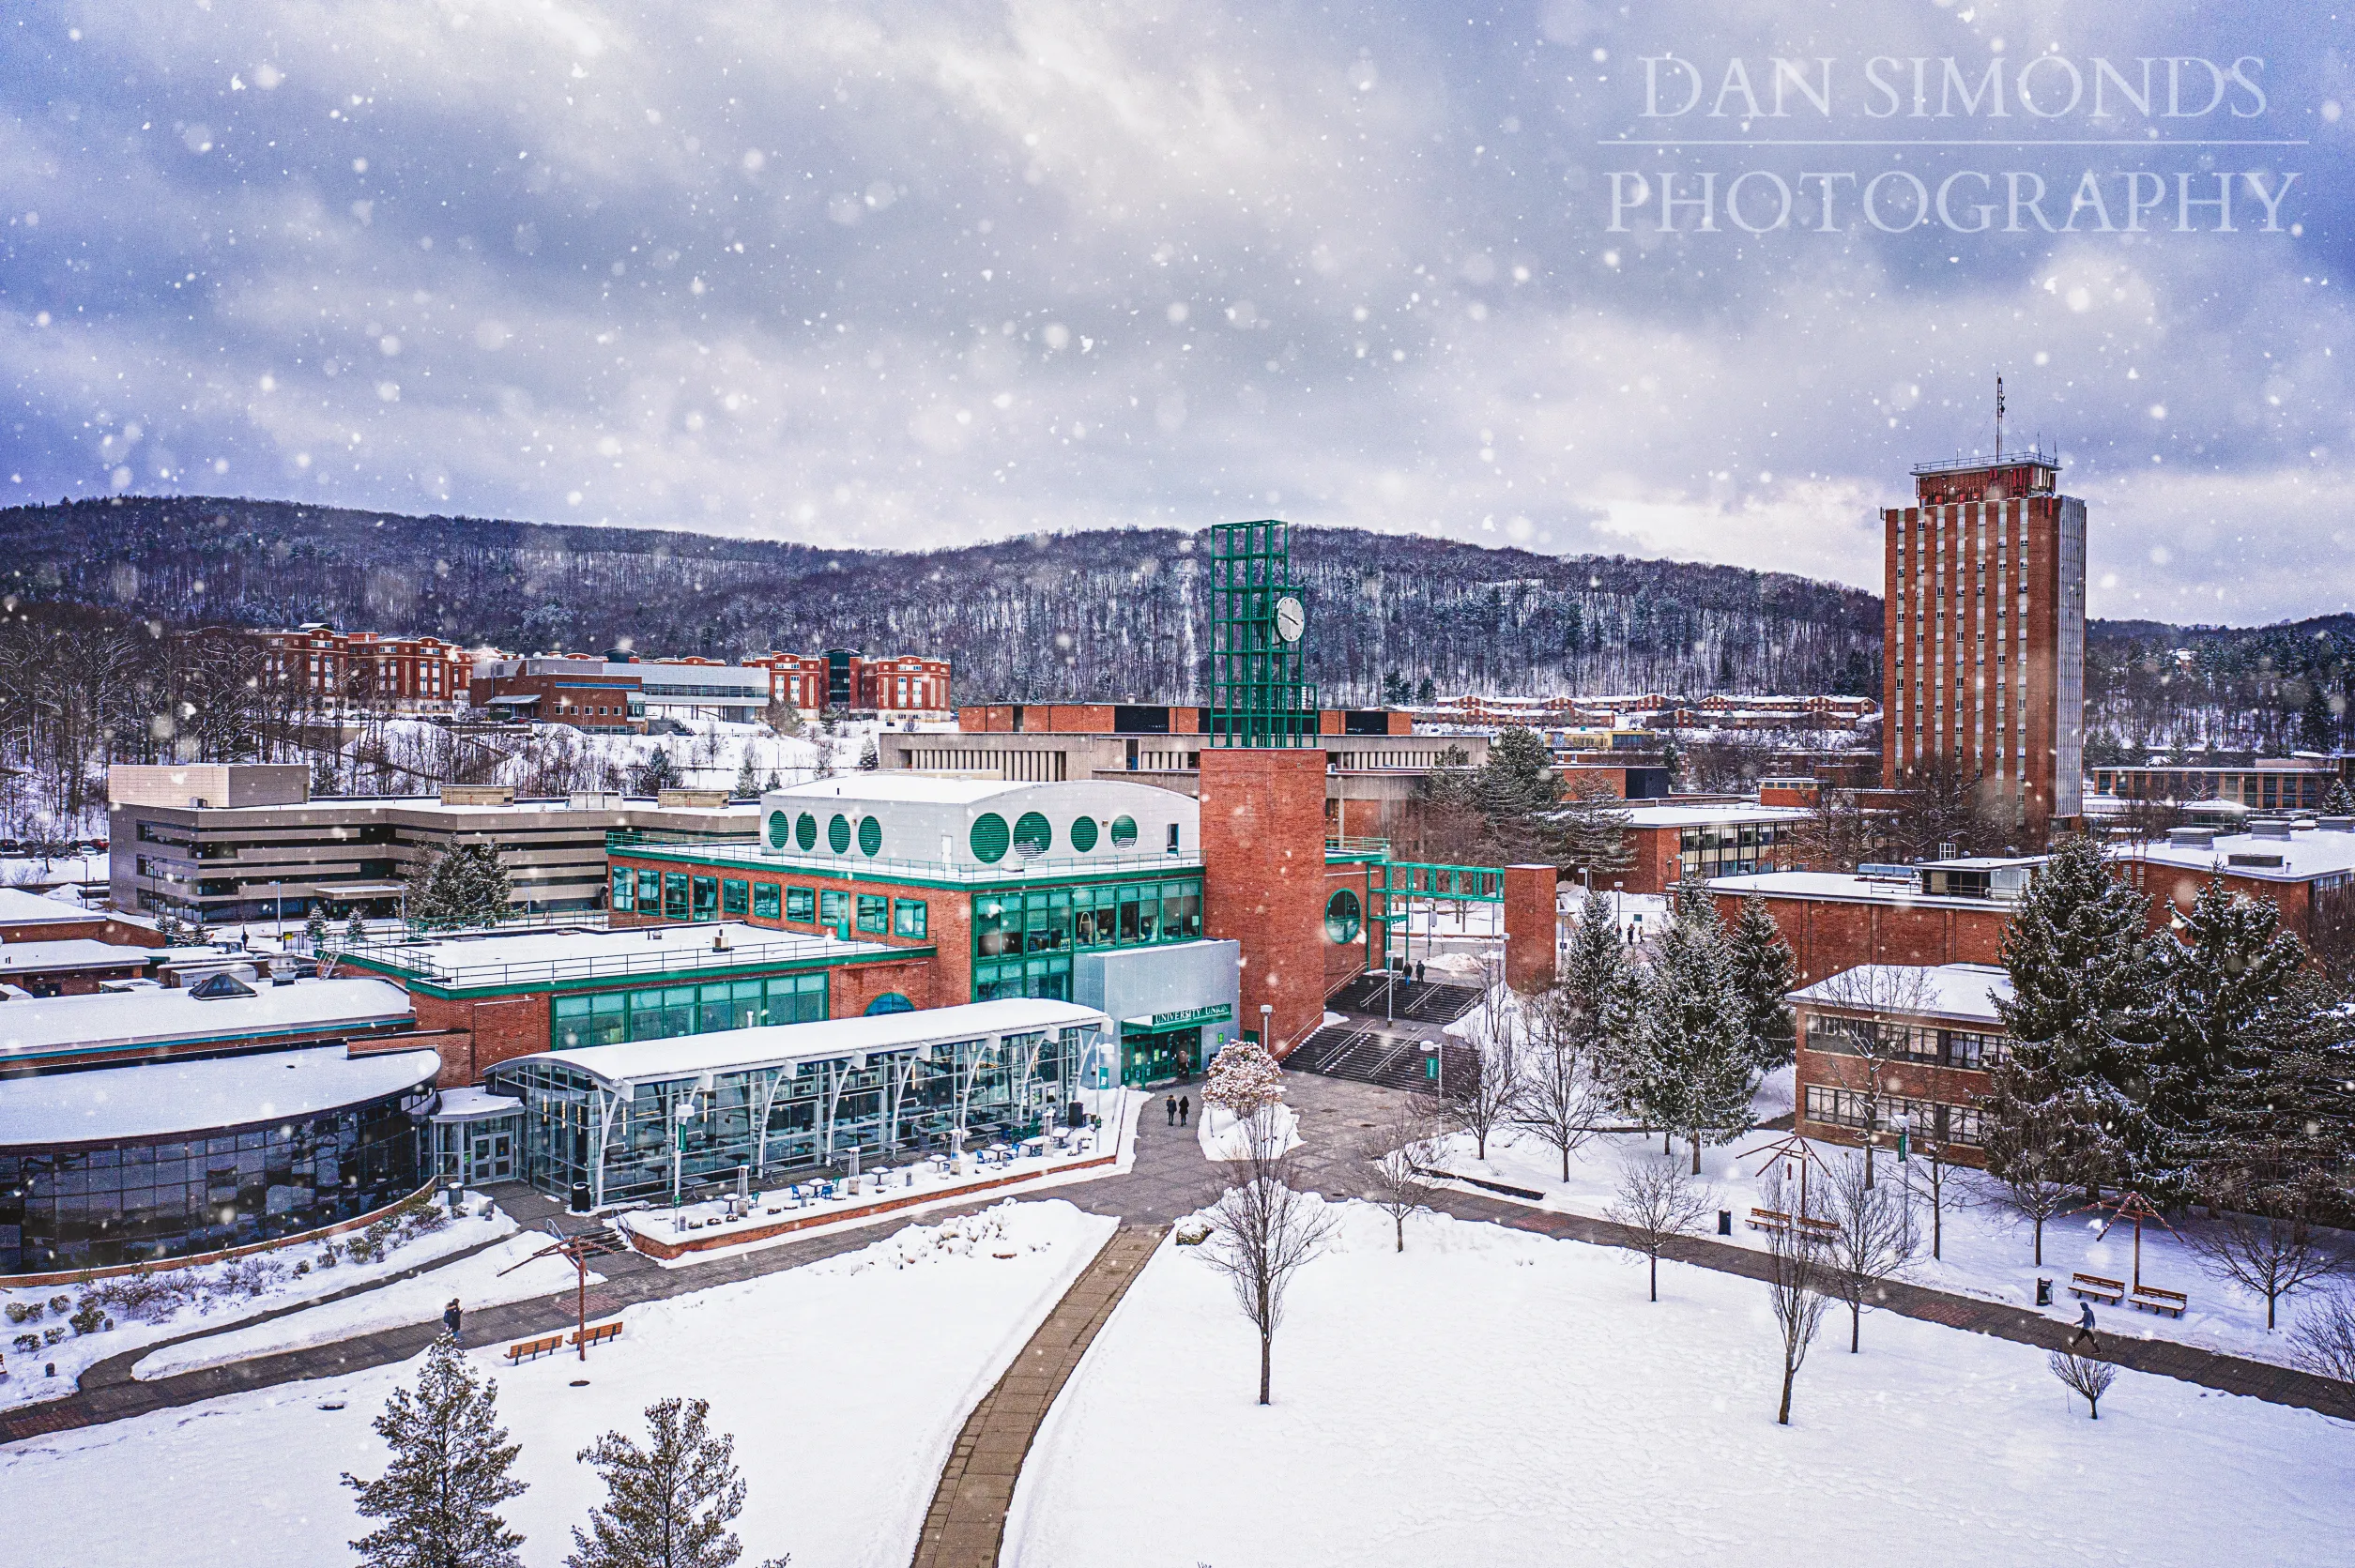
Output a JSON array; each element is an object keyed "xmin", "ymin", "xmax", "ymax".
[{"xmin": 908, "ymin": 1225, "xmax": 1165, "ymax": 1568}]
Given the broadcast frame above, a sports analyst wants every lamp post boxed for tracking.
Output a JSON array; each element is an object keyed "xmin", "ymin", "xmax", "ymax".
[
  {"xmin": 670, "ymin": 1088, "xmax": 700, "ymax": 1232},
  {"xmin": 1259, "ymin": 1001, "xmax": 1274, "ymax": 1053}
]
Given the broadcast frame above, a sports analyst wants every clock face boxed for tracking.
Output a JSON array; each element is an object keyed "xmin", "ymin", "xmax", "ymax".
[{"xmin": 1273, "ymin": 594, "xmax": 1307, "ymax": 644}]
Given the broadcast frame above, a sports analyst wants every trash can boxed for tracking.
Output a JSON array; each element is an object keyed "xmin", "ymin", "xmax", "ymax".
[
  {"xmin": 2036, "ymin": 1278, "xmax": 2053, "ymax": 1307},
  {"xmin": 1718, "ymin": 1210, "xmax": 1733, "ymax": 1237},
  {"xmin": 1066, "ymin": 1100, "xmax": 1088, "ymax": 1129},
  {"xmin": 569, "ymin": 1180, "xmax": 591, "ymax": 1213}
]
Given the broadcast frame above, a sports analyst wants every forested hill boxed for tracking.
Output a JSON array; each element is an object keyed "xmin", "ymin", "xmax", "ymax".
[{"xmin": 0, "ymin": 496, "xmax": 1881, "ymax": 705}]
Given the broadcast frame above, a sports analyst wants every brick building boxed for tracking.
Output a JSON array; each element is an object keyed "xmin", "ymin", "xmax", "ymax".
[
  {"xmin": 1789, "ymin": 962, "xmax": 2014, "ymax": 1166},
  {"xmin": 2113, "ymin": 818, "xmax": 2355, "ymax": 941},
  {"xmin": 1613, "ymin": 802, "xmax": 1814, "ymax": 895},
  {"xmin": 1884, "ymin": 449, "xmax": 2086, "ymax": 837},
  {"xmin": 743, "ymin": 650, "xmax": 953, "ymax": 720},
  {"xmin": 469, "ymin": 655, "xmax": 645, "ymax": 732},
  {"xmin": 251, "ymin": 625, "xmax": 482, "ymax": 715},
  {"xmin": 0, "ymin": 886, "xmax": 164, "ymax": 949},
  {"xmin": 2089, "ymin": 756, "xmax": 2338, "ymax": 814},
  {"xmin": 1708, "ymin": 862, "xmax": 2028, "ymax": 985}
]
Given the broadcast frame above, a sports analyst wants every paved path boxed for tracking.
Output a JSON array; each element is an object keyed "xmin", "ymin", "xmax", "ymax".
[
  {"xmin": 909, "ymin": 1225, "xmax": 1165, "ymax": 1568},
  {"xmin": 6, "ymin": 1068, "xmax": 2350, "ymax": 1447}
]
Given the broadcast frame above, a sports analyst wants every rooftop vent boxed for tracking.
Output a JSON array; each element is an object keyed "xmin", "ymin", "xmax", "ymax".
[
  {"xmin": 2166, "ymin": 827, "xmax": 2218, "ymax": 849},
  {"xmin": 188, "ymin": 971, "xmax": 256, "ymax": 999},
  {"xmin": 2227, "ymin": 852, "xmax": 2286, "ymax": 869},
  {"xmin": 2249, "ymin": 818, "xmax": 2295, "ymax": 841},
  {"xmin": 2318, "ymin": 815, "xmax": 2355, "ymax": 833}
]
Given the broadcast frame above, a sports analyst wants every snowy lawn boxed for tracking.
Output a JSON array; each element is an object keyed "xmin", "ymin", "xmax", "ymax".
[
  {"xmin": 1006, "ymin": 1202, "xmax": 2355, "ymax": 1568},
  {"xmin": 131, "ymin": 1232, "xmax": 595, "ymax": 1380},
  {"xmin": 0, "ymin": 1197, "xmax": 512, "ymax": 1410},
  {"xmin": 4, "ymin": 1200, "xmax": 1115, "ymax": 1568},
  {"xmin": 1431, "ymin": 1115, "xmax": 2345, "ymax": 1372}
]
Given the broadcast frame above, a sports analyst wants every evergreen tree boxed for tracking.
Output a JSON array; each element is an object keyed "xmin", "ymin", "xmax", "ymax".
[
  {"xmin": 450, "ymin": 842, "xmax": 512, "ymax": 926},
  {"xmin": 568, "ymin": 1397, "xmax": 785, "ymax": 1568},
  {"xmin": 1987, "ymin": 834, "xmax": 2165, "ymax": 1192},
  {"xmin": 344, "ymin": 908, "xmax": 370, "ymax": 950},
  {"xmin": 632, "ymin": 746, "xmax": 681, "ymax": 797},
  {"xmin": 731, "ymin": 747, "xmax": 761, "ymax": 799},
  {"xmin": 1556, "ymin": 774, "xmax": 1633, "ymax": 876},
  {"xmin": 2147, "ymin": 876, "xmax": 2310, "ymax": 1195},
  {"xmin": 405, "ymin": 849, "xmax": 449, "ymax": 931},
  {"xmin": 857, "ymin": 735, "xmax": 879, "ymax": 771},
  {"xmin": 2325, "ymin": 779, "xmax": 2355, "ymax": 816},
  {"xmin": 342, "ymin": 1336, "xmax": 528, "ymax": 1568},
  {"xmin": 304, "ymin": 904, "xmax": 330, "ymax": 953},
  {"xmin": 1627, "ymin": 886, "xmax": 1757, "ymax": 1172},
  {"xmin": 761, "ymin": 768, "xmax": 782, "ymax": 793},
  {"xmin": 1561, "ymin": 888, "xmax": 1633, "ymax": 1058},
  {"xmin": 1727, "ymin": 893, "xmax": 1798, "ymax": 1070}
]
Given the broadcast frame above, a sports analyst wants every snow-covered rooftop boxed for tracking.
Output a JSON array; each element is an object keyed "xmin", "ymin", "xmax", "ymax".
[
  {"xmin": 494, "ymin": 997, "xmax": 1109, "ymax": 1089},
  {"xmin": 1790, "ymin": 963, "xmax": 2012, "ymax": 1025},
  {"xmin": 771, "ymin": 775, "xmax": 1037, "ymax": 806},
  {"xmin": 433, "ymin": 1085, "xmax": 525, "ymax": 1121},
  {"xmin": 1706, "ymin": 870, "xmax": 2010, "ymax": 907},
  {"xmin": 0, "ymin": 939, "xmax": 154, "ymax": 974},
  {"xmin": 1617, "ymin": 802, "xmax": 1815, "ymax": 830},
  {"xmin": 2116, "ymin": 826, "xmax": 2355, "ymax": 883},
  {"xmin": 344, "ymin": 922, "xmax": 898, "ymax": 990},
  {"xmin": 0, "ymin": 977, "xmax": 415, "ymax": 1068},
  {"xmin": 0, "ymin": 1045, "xmax": 441, "ymax": 1148},
  {"xmin": 0, "ymin": 886, "xmax": 102, "ymax": 925}
]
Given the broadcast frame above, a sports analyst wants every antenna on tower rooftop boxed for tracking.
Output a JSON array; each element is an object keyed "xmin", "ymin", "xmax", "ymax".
[{"xmin": 1995, "ymin": 374, "xmax": 2006, "ymax": 461}]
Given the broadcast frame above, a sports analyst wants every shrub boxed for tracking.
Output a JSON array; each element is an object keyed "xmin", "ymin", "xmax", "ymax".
[
  {"xmin": 69, "ymin": 1300, "xmax": 106, "ymax": 1336},
  {"xmin": 216, "ymin": 1256, "xmax": 287, "ymax": 1299},
  {"xmin": 42, "ymin": 1326, "xmax": 65, "ymax": 1347},
  {"xmin": 46, "ymin": 1296, "xmax": 69, "ymax": 1315},
  {"xmin": 10, "ymin": 1332, "xmax": 38, "ymax": 1354},
  {"xmin": 89, "ymin": 1270, "xmax": 201, "ymax": 1324},
  {"xmin": 4, "ymin": 1302, "xmax": 35, "ymax": 1325}
]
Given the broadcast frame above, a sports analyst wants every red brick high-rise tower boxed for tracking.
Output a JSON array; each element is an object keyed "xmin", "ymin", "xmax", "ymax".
[{"xmin": 1882, "ymin": 448, "xmax": 2086, "ymax": 838}]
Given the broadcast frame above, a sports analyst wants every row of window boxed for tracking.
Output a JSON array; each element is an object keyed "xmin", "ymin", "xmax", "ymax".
[
  {"xmin": 972, "ymin": 879, "xmax": 1204, "ymax": 959},
  {"xmin": 1805, "ymin": 1085, "xmax": 1984, "ymax": 1149},
  {"xmin": 552, "ymin": 973, "xmax": 831, "ymax": 1051},
  {"xmin": 612, "ymin": 868, "xmax": 929, "ymax": 939},
  {"xmin": 1806, "ymin": 1017, "xmax": 2011, "ymax": 1072}
]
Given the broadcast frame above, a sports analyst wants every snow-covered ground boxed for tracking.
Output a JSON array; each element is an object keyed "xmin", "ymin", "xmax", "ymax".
[
  {"xmin": 1430, "ymin": 1103, "xmax": 2339, "ymax": 1373},
  {"xmin": 1, "ymin": 1198, "xmax": 512, "ymax": 1410},
  {"xmin": 131, "ymin": 1232, "xmax": 593, "ymax": 1380},
  {"xmin": 5, "ymin": 1201, "xmax": 1115, "ymax": 1568},
  {"xmin": 1006, "ymin": 1201, "xmax": 2355, "ymax": 1568}
]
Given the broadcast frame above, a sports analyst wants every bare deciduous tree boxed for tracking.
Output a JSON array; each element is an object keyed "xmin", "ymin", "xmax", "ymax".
[
  {"xmin": 1605, "ymin": 1150, "xmax": 1716, "ymax": 1302},
  {"xmin": 1821, "ymin": 1150, "xmax": 1919, "ymax": 1353},
  {"xmin": 1200, "ymin": 1110, "xmax": 1339, "ymax": 1406},
  {"xmin": 2188, "ymin": 1170, "xmax": 2347, "ymax": 1332},
  {"xmin": 2290, "ymin": 1286, "xmax": 2355, "ymax": 1384},
  {"xmin": 1979, "ymin": 1081, "xmax": 2074, "ymax": 1268},
  {"xmin": 1445, "ymin": 990, "xmax": 1524, "ymax": 1162},
  {"xmin": 1511, "ymin": 986, "xmax": 1612, "ymax": 1180},
  {"xmin": 1808, "ymin": 964, "xmax": 1934, "ymax": 1189},
  {"xmin": 1763, "ymin": 1186, "xmax": 1833, "ymax": 1426},
  {"xmin": 1360, "ymin": 1099, "xmax": 1445, "ymax": 1254},
  {"xmin": 2048, "ymin": 1350, "xmax": 2118, "ymax": 1419}
]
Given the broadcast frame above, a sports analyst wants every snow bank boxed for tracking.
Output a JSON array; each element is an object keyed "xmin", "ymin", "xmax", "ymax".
[
  {"xmin": 5, "ymin": 1200, "xmax": 1116, "ymax": 1568},
  {"xmin": 1197, "ymin": 1103, "xmax": 1302, "ymax": 1162},
  {"xmin": 1005, "ymin": 1202, "xmax": 2355, "ymax": 1568}
]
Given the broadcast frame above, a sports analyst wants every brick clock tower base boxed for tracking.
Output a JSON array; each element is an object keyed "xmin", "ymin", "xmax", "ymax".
[
  {"xmin": 1503, "ymin": 864, "xmax": 1558, "ymax": 994},
  {"xmin": 1200, "ymin": 747, "xmax": 1330, "ymax": 1058}
]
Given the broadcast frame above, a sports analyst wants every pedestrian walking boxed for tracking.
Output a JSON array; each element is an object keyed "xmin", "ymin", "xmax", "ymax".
[
  {"xmin": 1179, "ymin": 1095, "xmax": 1190, "ymax": 1126},
  {"xmin": 1165, "ymin": 1094, "xmax": 1176, "ymax": 1126},
  {"xmin": 2070, "ymin": 1299, "xmax": 2100, "ymax": 1352},
  {"xmin": 1414, "ymin": 960, "xmax": 1425, "ymax": 983},
  {"xmin": 443, "ymin": 1298, "xmax": 464, "ymax": 1347}
]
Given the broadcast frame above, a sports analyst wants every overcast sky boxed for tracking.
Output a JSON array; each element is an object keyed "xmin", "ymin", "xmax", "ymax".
[{"xmin": 2, "ymin": 1, "xmax": 2348, "ymax": 624}]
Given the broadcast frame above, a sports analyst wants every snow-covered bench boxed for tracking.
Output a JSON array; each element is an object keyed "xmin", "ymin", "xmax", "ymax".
[
  {"xmin": 2130, "ymin": 1285, "xmax": 2187, "ymax": 1318},
  {"xmin": 2070, "ymin": 1272, "xmax": 2126, "ymax": 1306}
]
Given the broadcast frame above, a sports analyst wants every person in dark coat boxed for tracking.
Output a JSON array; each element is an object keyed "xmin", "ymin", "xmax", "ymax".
[
  {"xmin": 1179, "ymin": 1095, "xmax": 1191, "ymax": 1126},
  {"xmin": 444, "ymin": 1299, "xmax": 464, "ymax": 1347},
  {"xmin": 1165, "ymin": 1094, "xmax": 1176, "ymax": 1126},
  {"xmin": 2071, "ymin": 1299, "xmax": 2100, "ymax": 1352}
]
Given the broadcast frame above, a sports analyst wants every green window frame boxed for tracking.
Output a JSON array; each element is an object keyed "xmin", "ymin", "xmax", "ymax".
[
  {"xmin": 552, "ymin": 992, "xmax": 627, "ymax": 1050},
  {"xmin": 764, "ymin": 971, "xmax": 828, "ymax": 1025},
  {"xmin": 795, "ymin": 813, "xmax": 818, "ymax": 851},
  {"xmin": 857, "ymin": 893, "xmax": 889, "ymax": 935},
  {"xmin": 820, "ymin": 889, "xmax": 849, "ymax": 927},
  {"xmin": 857, "ymin": 815, "xmax": 882, "ymax": 857},
  {"xmin": 828, "ymin": 814, "xmax": 852, "ymax": 854},
  {"xmin": 663, "ymin": 872, "xmax": 690, "ymax": 921},
  {"xmin": 767, "ymin": 812, "xmax": 792, "ymax": 849},
  {"xmin": 753, "ymin": 882, "xmax": 781, "ymax": 920},
  {"xmin": 1070, "ymin": 816, "xmax": 1099, "ymax": 853},
  {"xmin": 893, "ymin": 898, "xmax": 927, "ymax": 938},
  {"xmin": 722, "ymin": 878, "xmax": 750, "ymax": 918},
  {"xmin": 971, "ymin": 813, "xmax": 1009, "ymax": 863},
  {"xmin": 975, "ymin": 895, "xmax": 1015, "ymax": 957},
  {"xmin": 786, "ymin": 886, "xmax": 816, "ymax": 922},
  {"xmin": 637, "ymin": 868, "xmax": 662, "ymax": 909},
  {"xmin": 1109, "ymin": 815, "xmax": 1139, "ymax": 848},
  {"xmin": 610, "ymin": 867, "xmax": 634, "ymax": 911},
  {"xmin": 691, "ymin": 875, "xmax": 719, "ymax": 921},
  {"xmin": 1012, "ymin": 811, "xmax": 1053, "ymax": 860}
]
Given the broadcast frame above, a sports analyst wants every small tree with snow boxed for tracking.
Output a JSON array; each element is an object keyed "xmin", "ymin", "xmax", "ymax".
[
  {"xmin": 1763, "ymin": 1183, "xmax": 1832, "ymax": 1426},
  {"xmin": 732, "ymin": 747, "xmax": 762, "ymax": 799},
  {"xmin": 1820, "ymin": 1149, "xmax": 1919, "ymax": 1352},
  {"xmin": 1726, "ymin": 892, "xmax": 1798, "ymax": 1071},
  {"xmin": 1202, "ymin": 1038, "xmax": 1286, "ymax": 1119},
  {"xmin": 304, "ymin": 904, "xmax": 330, "ymax": 954},
  {"xmin": 342, "ymin": 1335, "xmax": 528, "ymax": 1568},
  {"xmin": 2187, "ymin": 1167, "xmax": 2345, "ymax": 1332},
  {"xmin": 1511, "ymin": 982, "xmax": 1612, "ymax": 1180},
  {"xmin": 857, "ymin": 735, "xmax": 879, "ymax": 771},
  {"xmin": 344, "ymin": 907, "xmax": 370, "ymax": 951},
  {"xmin": 632, "ymin": 746, "xmax": 682, "ymax": 797},
  {"xmin": 2291, "ymin": 1286, "xmax": 2355, "ymax": 1383},
  {"xmin": 1605, "ymin": 1150, "xmax": 1716, "ymax": 1302},
  {"xmin": 2048, "ymin": 1350, "xmax": 2117, "ymax": 1420},
  {"xmin": 1199, "ymin": 1113, "xmax": 1337, "ymax": 1405},
  {"xmin": 1980, "ymin": 1083, "xmax": 2076, "ymax": 1267},
  {"xmin": 1361, "ymin": 1098, "xmax": 1445, "ymax": 1253},
  {"xmin": 568, "ymin": 1396, "xmax": 788, "ymax": 1568}
]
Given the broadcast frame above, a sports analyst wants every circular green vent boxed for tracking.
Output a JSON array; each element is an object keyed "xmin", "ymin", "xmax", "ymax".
[
  {"xmin": 767, "ymin": 812, "xmax": 791, "ymax": 849},
  {"xmin": 794, "ymin": 813, "xmax": 818, "ymax": 852},
  {"xmin": 1109, "ymin": 815, "xmax": 1139, "ymax": 848},
  {"xmin": 1069, "ymin": 816, "xmax": 1099, "ymax": 853},
  {"xmin": 1012, "ymin": 812, "xmax": 1052, "ymax": 860},
  {"xmin": 828, "ymin": 814, "xmax": 852, "ymax": 854},
  {"xmin": 971, "ymin": 813, "xmax": 1010, "ymax": 863},
  {"xmin": 1324, "ymin": 889, "xmax": 1364, "ymax": 945},
  {"xmin": 857, "ymin": 815, "xmax": 882, "ymax": 857}
]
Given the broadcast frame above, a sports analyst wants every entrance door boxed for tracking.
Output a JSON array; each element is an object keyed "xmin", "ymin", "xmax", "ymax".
[
  {"xmin": 1121, "ymin": 1028, "xmax": 1200, "ymax": 1086},
  {"xmin": 471, "ymin": 1131, "xmax": 515, "ymax": 1182}
]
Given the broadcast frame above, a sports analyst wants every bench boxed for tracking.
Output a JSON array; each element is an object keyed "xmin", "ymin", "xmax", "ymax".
[
  {"xmin": 1795, "ymin": 1216, "xmax": 1840, "ymax": 1243},
  {"xmin": 2131, "ymin": 1285, "xmax": 2188, "ymax": 1318},
  {"xmin": 569, "ymin": 1320, "xmax": 623, "ymax": 1350},
  {"xmin": 2070, "ymin": 1272, "xmax": 2126, "ymax": 1306},
  {"xmin": 1748, "ymin": 1208, "xmax": 1791, "ymax": 1233},
  {"xmin": 504, "ymin": 1333, "xmax": 563, "ymax": 1364}
]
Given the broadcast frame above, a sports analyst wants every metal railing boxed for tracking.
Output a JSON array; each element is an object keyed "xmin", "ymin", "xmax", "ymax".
[
  {"xmin": 606, "ymin": 830, "xmax": 1204, "ymax": 883},
  {"xmin": 330, "ymin": 929, "xmax": 886, "ymax": 990}
]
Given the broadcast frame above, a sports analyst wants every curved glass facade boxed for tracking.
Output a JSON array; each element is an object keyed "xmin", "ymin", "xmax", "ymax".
[{"xmin": 0, "ymin": 1084, "xmax": 433, "ymax": 1276}]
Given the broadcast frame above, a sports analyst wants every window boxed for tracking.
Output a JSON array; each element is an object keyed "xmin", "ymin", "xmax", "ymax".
[
  {"xmin": 857, "ymin": 816, "xmax": 882, "ymax": 857},
  {"xmin": 722, "ymin": 879, "xmax": 750, "ymax": 917},
  {"xmin": 893, "ymin": 898, "xmax": 927, "ymax": 938},
  {"xmin": 975, "ymin": 896, "xmax": 1016, "ymax": 956},
  {"xmin": 691, "ymin": 875, "xmax": 719, "ymax": 921},
  {"xmin": 828, "ymin": 814, "xmax": 852, "ymax": 854},
  {"xmin": 1070, "ymin": 816, "xmax": 1099, "ymax": 852},
  {"xmin": 1012, "ymin": 811, "xmax": 1053, "ymax": 860},
  {"xmin": 857, "ymin": 893, "xmax": 889, "ymax": 935},
  {"xmin": 819, "ymin": 889, "xmax": 849, "ymax": 927},
  {"xmin": 753, "ymin": 882, "xmax": 781, "ymax": 920},
  {"xmin": 1109, "ymin": 815, "xmax": 1139, "ymax": 848},
  {"xmin": 971, "ymin": 813, "xmax": 1010, "ymax": 863},
  {"xmin": 637, "ymin": 869, "xmax": 661, "ymax": 909},
  {"xmin": 1324, "ymin": 889, "xmax": 1362, "ymax": 944},
  {"xmin": 786, "ymin": 886, "xmax": 815, "ymax": 922},
  {"xmin": 664, "ymin": 873, "xmax": 690, "ymax": 921},
  {"xmin": 795, "ymin": 813, "xmax": 818, "ymax": 852},
  {"xmin": 610, "ymin": 867, "xmax": 634, "ymax": 911}
]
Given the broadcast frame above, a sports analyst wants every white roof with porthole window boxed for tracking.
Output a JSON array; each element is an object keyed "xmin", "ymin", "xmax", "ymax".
[{"xmin": 757, "ymin": 777, "xmax": 1199, "ymax": 874}]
